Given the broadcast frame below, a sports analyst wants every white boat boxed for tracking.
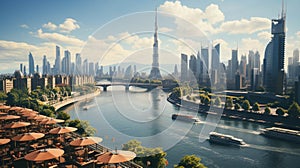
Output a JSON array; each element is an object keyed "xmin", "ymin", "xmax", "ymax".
[
  {"xmin": 209, "ymin": 132, "xmax": 246, "ymax": 146},
  {"xmin": 260, "ymin": 127, "xmax": 300, "ymax": 143},
  {"xmin": 171, "ymin": 114, "xmax": 201, "ymax": 124}
]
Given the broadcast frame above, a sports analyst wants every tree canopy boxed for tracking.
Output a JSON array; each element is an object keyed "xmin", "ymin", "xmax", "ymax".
[
  {"xmin": 214, "ymin": 97, "xmax": 221, "ymax": 106},
  {"xmin": 287, "ymin": 102, "xmax": 300, "ymax": 118},
  {"xmin": 242, "ymin": 100, "xmax": 250, "ymax": 111},
  {"xmin": 122, "ymin": 140, "xmax": 168, "ymax": 168},
  {"xmin": 252, "ymin": 102, "xmax": 260, "ymax": 112},
  {"xmin": 276, "ymin": 107, "xmax": 286, "ymax": 116},
  {"xmin": 225, "ymin": 97, "xmax": 234, "ymax": 109},
  {"xmin": 174, "ymin": 155, "xmax": 206, "ymax": 168},
  {"xmin": 264, "ymin": 107, "xmax": 271, "ymax": 115},
  {"xmin": 234, "ymin": 103, "xmax": 241, "ymax": 110}
]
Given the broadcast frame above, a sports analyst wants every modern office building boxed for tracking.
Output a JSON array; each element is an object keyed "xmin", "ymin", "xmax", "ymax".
[
  {"xmin": 189, "ymin": 55, "xmax": 197, "ymax": 81},
  {"xmin": 28, "ymin": 52, "xmax": 35, "ymax": 75},
  {"xmin": 181, "ymin": 53, "xmax": 188, "ymax": 82},
  {"xmin": 263, "ymin": 4, "xmax": 286, "ymax": 94},
  {"xmin": 212, "ymin": 43, "xmax": 220, "ymax": 70},
  {"xmin": 75, "ymin": 53, "xmax": 82, "ymax": 75},
  {"xmin": 64, "ymin": 50, "xmax": 71, "ymax": 75},
  {"xmin": 54, "ymin": 45, "xmax": 61, "ymax": 75},
  {"xmin": 89, "ymin": 62, "xmax": 95, "ymax": 76},
  {"xmin": 42, "ymin": 55, "xmax": 48, "ymax": 75},
  {"xmin": 201, "ymin": 47, "xmax": 209, "ymax": 72},
  {"xmin": 231, "ymin": 49, "xmax": 238, "ymax": 80}
]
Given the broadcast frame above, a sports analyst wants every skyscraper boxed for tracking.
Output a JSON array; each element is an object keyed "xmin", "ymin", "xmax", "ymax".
[
  {"xmin": 231, "ymin": 49, "xmax": 238, "ymax": 79},
  {"xmin": 201, "ymin": 47, "xmax": 209, "ymax": 72},
  {"xmin": 293, "ymin": 49, "xmax": 299, "ymax": 64},
  {"xmin": 20, "ymin": 63, "xmax": 23, "ymax": 73},
  {"xmin": 189, "ymin": 55, "xmax": 197, "ymax": 81},
  {"xmin": 181, "ymin": 53, "xmax": 188, "ymax": 82},
  {"xmin": 28, "ymin": 52, "xmax": 34, "ymax": 75},
  {"xmin": 173, "ymin": 64, "xmax": 179, "ymax": 78},
  {"xmin": 263, "ymin": 3, "xmax": 286, "ymax": 94},
  {"xmin": 89, "ymin": 62, "xmax": 95, "ymax": 76},
  {"xmin": 42, "ymin": 55, "xmax": 48, "ymax": 75},
  {"xmin": 75, "ymin": 53, "xmax": 82, "ymax": 75},
  {"xmin": 54, "ymin": 46, "xmax": 61, "ymax": 75},
  {"xmin": 212, "ymin": 43, "xmax": 220, "ymax": 70},
  {"xmin": 64, "ymin": 50, "xmax": 71, "ymax": 75},
  {"xmin": 149, "ymin": 8, "xmax": 162, "ymax": 79}
]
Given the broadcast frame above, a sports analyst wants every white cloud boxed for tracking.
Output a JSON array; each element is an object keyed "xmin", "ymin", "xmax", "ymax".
[
  {"xmin": 205, "ymin": 4, "xmax": 225, "ymax": 24},
  {"xmin": 220, "ymin": 17, "xmax": 271, "ymax": 34},
  {"xmin": 82, "ymin": 35, "xmax": 132, "ymax": 65},
  {"xmin": 59, "ymin": 18, "xmax": 80, "ymax": 33},
  {"xmin": 42, "ymin": 22, "xmax": 57, "ymax": 31},
  {"xmin": 159, "ymin": 27, "xmax": 173, "ymax": 33},
  {"xmin": 36, "ymin": 29, "xmax": 84, "ymax": 46},
  {"xmin": 0, "ymin": 40, "xmax": 37, "ymax": 50},
  {"xmin": 20, "ymin": 24, "xmax": 29, "ymax": 29},
  {"xmin": 257, "ymin": 31, "xmax": 271, "ymax": 40},
  {"xmin": 159, "ymin": 1, "xmax": 222, "ymax": 35},
  {"xmin": 297, "ymin": 31, "xmax": 300, "ymax": 38}
]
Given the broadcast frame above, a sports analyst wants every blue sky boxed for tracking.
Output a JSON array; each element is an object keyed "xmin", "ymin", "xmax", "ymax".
[{"xmin": 0, "ymin": 0, "xmax": 299, "ymax": 73}]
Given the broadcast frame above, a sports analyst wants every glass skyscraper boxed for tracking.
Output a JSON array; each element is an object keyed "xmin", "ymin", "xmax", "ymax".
[{"xmin": 263, "ymin": 4, "xmax": 286, "ymax": 94}]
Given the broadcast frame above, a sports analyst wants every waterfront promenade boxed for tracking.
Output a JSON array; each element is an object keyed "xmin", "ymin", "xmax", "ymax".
[
  {"xmin": 52, "ymin": 89, "xmax": 101, "ymax": 111},
  {"xmin": 167, "ymin": 95, "xmax": 300, "ymax": 130}
]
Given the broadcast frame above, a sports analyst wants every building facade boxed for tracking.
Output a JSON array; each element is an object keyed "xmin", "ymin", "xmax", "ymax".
[{"xmin": 263, "ymin": 6, "xmax": 286, "ymax": 94}]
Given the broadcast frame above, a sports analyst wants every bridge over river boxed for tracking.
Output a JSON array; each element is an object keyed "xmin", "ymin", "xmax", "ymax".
[{"xmin": 95, "ymin": 82, "xmax": 160, "ymax": 91}]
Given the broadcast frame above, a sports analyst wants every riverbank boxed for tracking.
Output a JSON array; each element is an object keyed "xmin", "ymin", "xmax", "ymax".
[
  {"xmin": 167, "ymin": 95, "xmax": 300, "ymax": 130},
  {"xmin": 52, "ymin": 89, "xmax": 101, "ymax": 111}
]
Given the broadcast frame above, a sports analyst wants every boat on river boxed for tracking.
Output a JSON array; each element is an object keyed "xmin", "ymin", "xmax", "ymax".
[
  {"xmin": 209, "ymin": 132, "xmax": 246, "ymax": 146},
  {"xmin": 260, "ymin": 127, "xmax": 300, "ymax": 143},
  {"xmin": 171, "ymin": 114, "xmax": 201, "ymax": 124}
]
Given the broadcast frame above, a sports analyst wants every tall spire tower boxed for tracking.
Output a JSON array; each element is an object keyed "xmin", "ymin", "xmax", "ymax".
[{"xmin": 149, "ymin": 8, "xmax": 162, "ymax": 79}]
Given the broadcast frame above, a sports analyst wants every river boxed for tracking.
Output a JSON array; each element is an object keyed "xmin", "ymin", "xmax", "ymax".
[{"xmin": 65, "ymin": 86, "xmax": 300, "ymax": 168}]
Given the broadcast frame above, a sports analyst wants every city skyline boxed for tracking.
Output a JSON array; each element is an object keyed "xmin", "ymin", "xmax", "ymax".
[{"xmin": 0, "ymin": 1, "xmax": 300, "ymax": 74}]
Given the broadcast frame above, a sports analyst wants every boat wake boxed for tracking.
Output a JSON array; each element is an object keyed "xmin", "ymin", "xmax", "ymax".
[
  {"xmin": 246, "ymin": 144, "xmax": 300, "ymax": 156},
  {"xmin": 200, "ymin": 121, "xmax": 261, "ymax": 135}
]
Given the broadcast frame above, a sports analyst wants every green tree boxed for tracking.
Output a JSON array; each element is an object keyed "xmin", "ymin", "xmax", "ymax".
[
  {"xmin": 40, "ymin": 109, "xmax": 55, "ymax": 117},
  {"xmin": 6, "ymin": 92, "xmax": 19, "ymax": 106},
  {"xmin": 172, "ymin": 87, "xmax": 182, "ymax": 98},
  {"xmin": 68, "ymin": 119, "xmax": 96, "ymax": 136},
  {"xmin": 264, "ymin": 107, "xmax": 271, "ymax": 115},
  {"xmin": 235, "ymin": 103, "xmax": 241, "ymax": 110},
  {"xmin": 225, "ymin": 97, "xmax": 234, "ymax": 109},
  {"xmin": 56, "ymin": 111, "xmax": 70, "ymax": 120},
  {"xmin": 242, "ymin": 100, "xmax": 250, "ymax": 111},
  {"xmin": 252, "ymin": 102, "xmax": 260, "ymax": 112},
  {"xmin": 174, "ymin": 155, "xmax": 206, "ymax": 168},
  {"xmin": 0, "ymin": 91, "xmax": 7, "ymax": 102},
  {"xmin": 287, "ymin": 102, "xmax": 300, "ymax": 118},
  {"xmin": 214, "ymin": 97, "xmax": 221, "ymax": 106},
  {"xmin": 276, "ymin": 107, "xmax": 286, "ymax": 116},
  {"xmin": 203, "ymin": 96, "xmax": 210, "ymax": 106},
  {"xmin": 122, "ymin": 140, "xmax": 168, "ymax": 168}
]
